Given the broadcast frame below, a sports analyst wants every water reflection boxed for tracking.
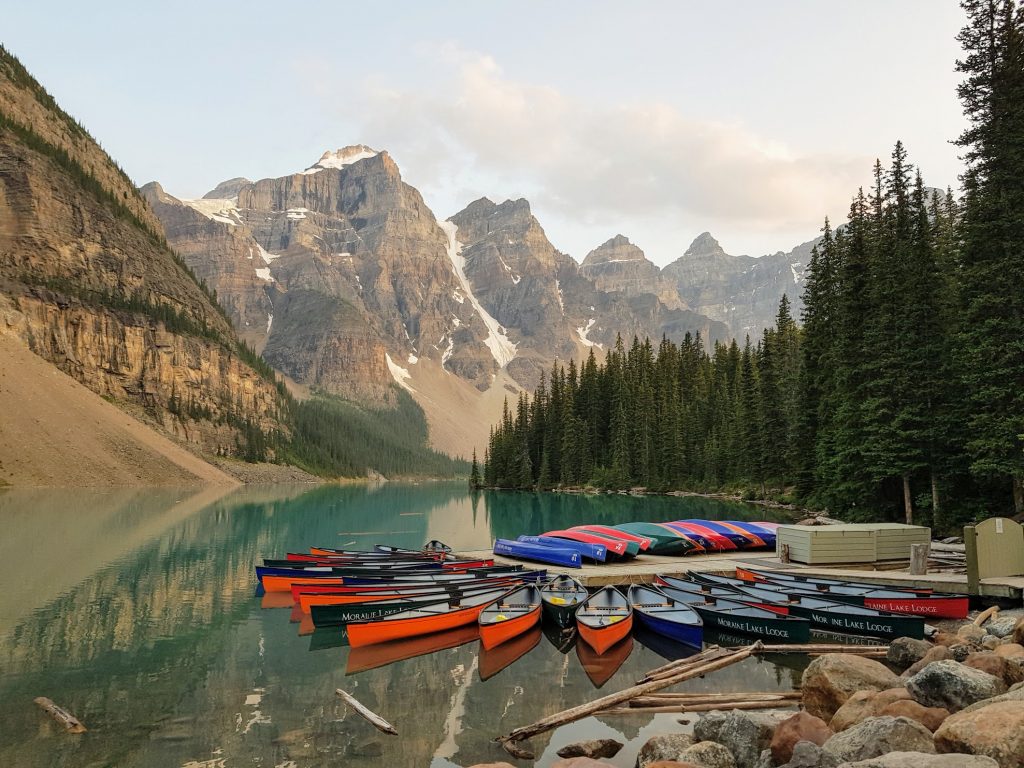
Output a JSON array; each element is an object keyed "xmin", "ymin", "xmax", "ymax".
[{"xmin": 0, "ymin": 483, "xmax": 797, "ymax": 768}]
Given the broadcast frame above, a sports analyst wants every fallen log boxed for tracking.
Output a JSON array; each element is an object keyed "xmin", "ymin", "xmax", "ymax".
[
  {"xmin": 601, "ymin": 699, "xmax": 802, "ymax": 715},
  {"xmin": 34, "ymin": 697, "xmax": 86, "ymax": 733},
  {"xmin": 630, "ymin": 691, "xmax": 801, "ymax": 707},
  {"xmin": 639, "ymin": 646, "xmax": 734, "ymax": 683},
  {"xmin": 973, "ymin": 605, "xmax": 1000, "ymax": 627},
  {"xmin": 496, "ymin": 642, "xmax": 761, "ymax": 760},
  {"xmin": 336, "ymin": 688, "xmax": 398, "ymax": 735},
  {"xmin": 748, "ymin": 643, "xmax": 887, "ymax": 655}
]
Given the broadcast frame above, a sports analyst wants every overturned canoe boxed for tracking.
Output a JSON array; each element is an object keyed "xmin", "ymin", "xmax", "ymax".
[{"xmin": 494, "ymin": 538, "xmax": 582, "ymax": 568}]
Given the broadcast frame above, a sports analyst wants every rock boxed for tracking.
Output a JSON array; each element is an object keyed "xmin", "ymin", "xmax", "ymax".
[
  {"xmin": 801, "ymin": 654, "xmax": 902, "ymax": 721},
  {"xmin": 1004, "ymin": 657, "xmax": 1024, "ymax": 685},
  {"xmin": 902, "ymin": 645, "xmax": 952, "ymax": 677},
  {"xmin": 958, "ymin": 685, "xmax": 1024, "ymax": 713},
  {"xmin": 822, "ymin": 716, "xmax": 935, "ymax": 762},
  {"xmin": 931, "ymin": 631, "xmax": 958, "ymax": 647},
  {"xmin": 1012, "ymin": 617, "xmax": 1024, "ymax": 645},
  {"xmin": 693, "ymin": 710, "xmax": 777, "ymax": 768},
  {"xmin": 837, "ymin": 752, "xmax": 999, "ymax": 767},
  {"xmin": 553, "ymin": 759, "xmax": 617, "ymax": 768},
  {"xmin": 959, "ymin": 624, "xmax": 988, "ymax": 644},
  {"xmin": 678, "ymin": 741, "xmax": 737, "ymax": 768},
  {"xmin": 636, "ymin": 733, "xmax": 696, "ymax": 768},
  {"xmin": 557, "ymin": 739, "xmax": 624, "ymax": 760},
  {"xmin": 986, "ymin": 616, "xmax": 1018, "ymax": 638},
  {"xmin": 643, "ymin": 763, "xmax": 701, "ymax": 768},
  {"xmin": 983, "ymin": 635, "xmax": 1002, "ymax": 650},
  {"xmin": 878, "ymin": 699, "xmax": 949, "ymax": 731},
  {"xmin": 933, "ymin": 700, "xmax": 1024, "ymax": 767},
  {"xmin": 829, "ymin": 688, "xmax": 912, "ymax": 732},
  {"xmin": 779, "ymin": 741, "xmax": 840, "ymax": 768},
  {"xmin": 771, "ymin": 712, "xmax": 832, "ymax": 763},
  {"xmin": 467, "ymin": 764, "xmax": 518, "ymax": 768},
  {"xmin": 905, "ymin": 659, "xmax": 1007, "ymax": 711},
  {"xmin": 949, "ymin": 643, "xmax": 974, "ymax": 661},
  {"xmin": 965, "ymin": 651, "xmax": 1011, "ymax": 683},
  {"xmin": 994, "ymin": 642, "xmax": 1024, "ymax": 659},
  {"xmin": 887, "ymin": 637, "xmax": 933, "ymax": 670}
]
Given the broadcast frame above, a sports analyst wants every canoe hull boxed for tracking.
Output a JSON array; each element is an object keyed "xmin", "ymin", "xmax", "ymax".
[
  {"xmin": 480, "ymin": 605, "xmax": 542, "ymax": 650},
  {"xmin": 634, "ymin": 610, "xmax": 703, "ymax": 649},
  {"xmin": 578, "ymin": 614, "xmax": 633, "ymax": 655},
  {"xmin": 346, "ymin": 602, "xmax": 489, "ymax": 647},
  {"xmin": 690, "ymin": 604, "xmax": 810, "ymax": 643},
  {"xmin": 494, "ymin": 539, "xmax": 582, "ymax": 568}
]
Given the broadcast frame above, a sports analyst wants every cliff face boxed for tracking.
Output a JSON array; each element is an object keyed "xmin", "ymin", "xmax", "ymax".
[
  {"xmin": 0, "ymin": 47, "xmax": 285, "ymax": 459},
  {"xmin": 581, "ymin": 234, "xmax": 686, "ymax": 310}
]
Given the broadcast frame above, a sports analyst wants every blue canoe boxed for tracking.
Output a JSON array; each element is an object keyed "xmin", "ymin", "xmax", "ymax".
[
  {"xmin": 678, "ymin": 520, "xmax": 754, "ymax": 548},
  {"xmin": 518, "ymin": 535, "xmax": 607, "ymax": 563},
  {"xmin": 730, "ymin": 521, "xmax": 778, "ymax": 547},
  {"xmin": 627, "ymin": 584, "xmax": 703, "ymax": 648},
  {"xmin": 494, "ymin": 539, "xmax": 582, "ymax": 568}
]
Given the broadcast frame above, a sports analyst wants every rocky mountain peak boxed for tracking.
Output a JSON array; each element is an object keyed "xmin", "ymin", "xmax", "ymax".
[
  {"xmin": 203, "ymin": 177, "xmax": 252, "ymax": 200},
  {"xmin": 582, "ymin": 234, "xmax": 647, "ymax": 266},
  {"xmin": 685, "ymin": 231, "xmax": 727, "ymax": 258},
  {"xmin": 300, "ymin": 144, "xmax": 379, "ymax": 175}
]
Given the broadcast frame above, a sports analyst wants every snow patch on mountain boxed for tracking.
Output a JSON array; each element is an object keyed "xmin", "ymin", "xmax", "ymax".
[
  {"xmin": 577, "ymin": 318, "xmax": 602, "ymax": 349},
  {"xmin": 182, "ymin": 197, "xmax": 243, "ymax": 226},
  {"xmin": 300, "ymin": 145, "xmax": 378, "ymax": 175},
  {"xmin": 385, "ymin": 353, "xmax": 415, "ymax": 393},
  {"xmin": 439, "ymin": 219, "xmax": 517, "ymax": 368}
]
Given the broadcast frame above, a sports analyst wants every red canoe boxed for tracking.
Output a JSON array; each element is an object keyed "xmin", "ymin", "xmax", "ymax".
[
  {"xmin": 571, "ymin": 525, "xmax": 653, "ymax": 551},
  {"xmin": 543, "ymin": 530, "xmax": 629, "ymax": 557},
  {"xmin": 346, "ymin": 588, "xmax": 508, "ymax": 647}
]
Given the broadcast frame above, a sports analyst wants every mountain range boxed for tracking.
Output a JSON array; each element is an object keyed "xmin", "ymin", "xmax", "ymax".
[{"xmin": 145, "ymin": 146, "xmax": 813, "ymax": 455}]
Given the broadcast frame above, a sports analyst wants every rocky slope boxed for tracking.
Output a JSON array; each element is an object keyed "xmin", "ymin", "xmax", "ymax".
[
  {"xmin": 0, "ymin": 46, "xmax": 286, "ymax": 463},
  {"xmin": 581, "ymin": 234, "xmax": 686, "ymax": 310}
]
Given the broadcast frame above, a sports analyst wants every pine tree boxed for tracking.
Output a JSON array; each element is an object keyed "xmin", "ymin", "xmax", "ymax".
[{"xmin": 469, "ymin": 448, "xmax": 482, "ymax": 490}]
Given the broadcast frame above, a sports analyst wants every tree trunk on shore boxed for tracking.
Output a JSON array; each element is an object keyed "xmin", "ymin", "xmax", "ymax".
[
  {"xmin": 931, "ymin": 470, "xmax": 941, "ymax": 522},
  {"xmin": 903, "ymin": 473, "xmax": 913, "ymax": 525},
  {"xmin": 1014, "ymin": 475, "xmax": 1023, "ymax": 516}
]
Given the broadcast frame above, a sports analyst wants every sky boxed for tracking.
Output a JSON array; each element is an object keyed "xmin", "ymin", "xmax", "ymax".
[{"xmin": 4, "ymin": 1, "xmax": 969, "ymax": 265}]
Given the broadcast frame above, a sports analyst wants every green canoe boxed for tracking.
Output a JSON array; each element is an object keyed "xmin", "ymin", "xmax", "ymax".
[{"xmin": 613, "ymin": 523, "xmax": 700, "ymax": 555}]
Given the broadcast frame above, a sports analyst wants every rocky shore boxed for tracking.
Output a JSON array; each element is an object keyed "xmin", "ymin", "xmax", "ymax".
[{"xmin": 469, "ymin": 613, "xmax": 1024, "ymax": 768}]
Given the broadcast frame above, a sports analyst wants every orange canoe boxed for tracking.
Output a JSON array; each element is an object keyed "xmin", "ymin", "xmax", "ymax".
[
  {"xmin": 478, "ymin": 585, "xmax": 542, "ymax": 651},
  {"xmin": 345, "ymin": 588, "xmax": 507, "ymax": 648},
  {"xmin": 576, "ymin": 586, "xmax": 634, "ymax": 655},
  {"xmin": 298, "ymin": 579, "xmax": 519, "ymax": 613}
]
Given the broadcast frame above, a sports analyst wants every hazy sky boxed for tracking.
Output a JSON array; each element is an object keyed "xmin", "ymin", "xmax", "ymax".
[{"xmin": 5, "ymin": 1, "xmax": 968, "ymax": 264}]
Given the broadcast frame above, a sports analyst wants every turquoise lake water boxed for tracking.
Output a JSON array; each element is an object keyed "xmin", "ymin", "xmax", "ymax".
[{"xmin": 0, "ymin": 483, "xmax": 805, "ymax": 767}]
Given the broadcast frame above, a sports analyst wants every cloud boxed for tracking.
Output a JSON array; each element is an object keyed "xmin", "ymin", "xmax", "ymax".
[{"xmin": 346, "ymin": 45, "xmax": 870, "ymax": 261}]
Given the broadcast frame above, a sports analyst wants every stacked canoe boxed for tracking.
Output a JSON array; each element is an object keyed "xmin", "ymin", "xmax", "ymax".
[{"xmin": 499, "ymin": 520, "xmax": 780, "ymax": 565}]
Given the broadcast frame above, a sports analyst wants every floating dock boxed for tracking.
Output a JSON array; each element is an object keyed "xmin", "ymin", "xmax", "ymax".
[{"xmin": 460, "ymin": 548, "xmax": 1024, "ymax": 603}]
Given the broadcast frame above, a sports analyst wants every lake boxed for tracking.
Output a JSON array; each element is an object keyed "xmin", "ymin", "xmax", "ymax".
[{"xmin": 0, "ymin": 483, "xmax": 806, "ymax": 767}]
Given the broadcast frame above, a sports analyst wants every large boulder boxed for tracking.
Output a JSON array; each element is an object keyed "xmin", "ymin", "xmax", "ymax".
[
  {"xmin": 693, "ymin": 710, "xmax": 778, "ymax": 768},
  {"xmin": 802, "ymin": 654, "xmax": 902, "ymax": 721},
  {"xmin": 677, "ymin": 741, "xmax": 736, "ymax": 768},
  {"xmin": 552, "ymin": 759, "xmax": 616, "ymax": 768},
  {"xmin": 770, "ymin": 712, "xmax": 832, "ymax": 764},
  {"xmin": 557, "ymin": 739, "xmax": 624, "ymax": 759},
  {"xmin": 964, "ymin": 651, "xmax": 1011, "ymax": 684},
  {"xmin": 886, "ymin": 637, "xmax": 933, "ymax": 670},
  {"xmin": 836, "ymin": 753, "xmax": 999, "ymax": 767},
  {"xmin": 777, "ymin": 741, "xmax": 839, "ymax": 768},
  {"xmin": 905, "ymin": 659, "xmax": 1007, "ymax": 711},
  {"xmin": 958, "ymin": 624, "xmax": 988, "ymax": 645},
  {"xmin": 994, "ymin": 642, "xmax": 1024, "ymax": 659},
  {"xmin": 1012, "ymin": 617, "xmax": 1024, "ymax": 645},
  {"xmin": 902, "ymin": 645, "xmax": 952, "ymax": 677},
  {"xmin": 879, "ymin": 699, "xmax": 949, "ymax": 731},
  {"xmin": 822, "ymin": 716, "xmax": 935, "ymax": 763},
  {"xmin": 829, "ymin": 688, "xmax": 912, "ymax": 732},
  {"xmin": 958, "ymin": 685, "xmax": 1024, "ymax": 713},
  {"xmin": 636, "ymin": 734, "xmax": 696, "ymax": 768},
  {"xmin": 986, "ymin": 616, "xmax": 1018, "ymax": 638},
  {"xmin": 933, "ymin": 700, "xmax": 1024, "ymax": 767}
]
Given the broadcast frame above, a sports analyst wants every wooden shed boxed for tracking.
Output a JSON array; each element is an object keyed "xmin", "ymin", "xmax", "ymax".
[{"xmin": 775, "ymin": 523, "xmax": 930, "ymax": 565}]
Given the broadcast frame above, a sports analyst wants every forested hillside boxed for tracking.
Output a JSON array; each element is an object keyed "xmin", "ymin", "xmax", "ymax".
[{"xmin": 485, "ymin": 0, "xmax": 1024, "ymax": 531}]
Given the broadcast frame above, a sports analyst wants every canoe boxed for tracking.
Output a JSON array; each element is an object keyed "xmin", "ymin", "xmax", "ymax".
[
  {"xmin": 627, "ymin": 584, "xmax": 703, "ymax": 648},
  {"xmin": 298, "ymin": 578, "xmax": 521, "ymax": 613},
  {"xmin": 517, "ymin": 535, "xmax": 608, "ymax": 563},
  {"xmin": 479, "ymin": 624, "xmax": 542, "ymax": 681},
  {"xmin": 680, "ymin": 520, "xmax": 764, "ymax": 548},
  {"xmin": 665, "ymin": 522, "xmax": 737, "ymax": 550},
  {"xmin": 682, "ymin": 573, "xmax": 925, "ymax": 639},
  {"xmin": 613, "ymin": 523, "xmax": 701, "ymax": 555},
  {"xmin": 256, "ymin": 563, "xmax": 439, "ymax": 581},
  {"xmin": 374, "ymin": 542, "xmax": 452, "ymax": 556},
  {"xmin": 735, "ymin": 568, "xmax": 968, "ymax": 619},
  {"xmin": 478, "ymin": 584, "xmax": 543, "ymax": 650},
  {"xmin": 291, "ymin": 574, "xmax": 520, "ymax": 601},
  {"xmin": 576, "ymin": 586, "xmax": 634, "ymax": 655},
  {"xmin": 265, "ymin": 568, "xmax": 531, "ymax": 594},
  {"xmin": 539, "ymin": 575, "xmax": 587, "ymax": 629},
  {"xmin": 345, "ymin": 588, "xmax": 508, "ymax": 647},
  {"xmin": 729, "ymin": 522, "xmax": 778, "ymax": 546},
  {"xmin": 736, "ymin": 567, "xmax": 933, "ymax": 595},
  {"xmin": 308, "ymin": 583, "xmax": 521, "ymax": 626},
  {"xmin": 577, "ymin": 634, "xmax": 633, "ymax": 688},
  {"xmin": 571, "ymin": 525, "xmax": 653, "ymax": 551},
  {"xmin": 346, "ymin": 624, "xmax": 478, "ymax": 674},
  {"xmin": 308, "ymin": 546, "xmax": 432, "ymax": 558},
  {"xmin": 656, "ymin": 578, "xmax": 811, "ymax": 643},
  {"xmin": 494, "ymin": 539, "xmax": 582, "ymax": 568},
  {"xmin": 548, "ymin": 528, "xmax": 634, "ymax": 561}
]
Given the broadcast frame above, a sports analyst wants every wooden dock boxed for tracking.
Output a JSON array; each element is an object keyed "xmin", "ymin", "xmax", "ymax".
[{"xmin": 462, "ymin": 549, "xmax": 1024, "ymax": 602}]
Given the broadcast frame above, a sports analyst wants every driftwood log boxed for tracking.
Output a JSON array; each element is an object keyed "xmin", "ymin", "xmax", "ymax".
[
  {"xmin": 336, "ymin": 688, "xmax": 398, "ymax": 735},
  {"xmin": 495, "ymin": 642, "xmax": 761, "ymax": 760},
  {"xmin": 973, "ymin": 605, "xmax": 1000, "ymax": 627},
  {"xmin": 34, "ymin": 697, "xmax": 86, "ymax": 733}
]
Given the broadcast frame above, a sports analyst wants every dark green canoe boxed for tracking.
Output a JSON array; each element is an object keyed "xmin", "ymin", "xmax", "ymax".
[
  {"xmin": 613, "ymin": 523, "xmax": 699, "ymax": 555},
  {"xmin": 539, "ymin": 575, "xmax": 587, "ymax": 628},
  {"xmin": 658, "ymin": 582, "xmax": 811, "ymax": 643}
]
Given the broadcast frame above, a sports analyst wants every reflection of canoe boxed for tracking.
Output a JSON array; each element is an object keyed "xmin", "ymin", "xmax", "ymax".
[
  {"xmin": 627, "ymin": 584, "xmax": 703, "ymax": 648},
  {"xmin": 345, "ymin": 624, "xmax": 479, "ymax": 674},
  {"xmin": 577, "ymin": 634, "xmax": 633, "ymax": 688},
  {"xmin": 261, "ymin": 591, "xmax": 297, "ymax": 609},
  {"xmin": 346, "ymin": 588, "xmax": 507, "ymax": 647},
  {"xmin": 542, "ymin": 620, "xmax": 577, "ymax": 653},
  {"xmin": 656, "ymin": 578, "xmax": 811, "ymax": 643},
  {"xmin": 734, "ymin": 568, "xmax": 968, "ymax": 619},
  {"xmin": 298, "ymin": 613, "xmax": 315, "ymax": 636},
  {"xmin": 494, "ymin": 538, "xmax": 582, "ymax": 568},
  {"xmin": 479, "ymin": 585, "xmax": 542, "ymax": 650},
  {"xmin": 576, "ymin": 587, "xmax": 633, "ymax": 655},
  {"xmin": 634, "ymin": 624, "xmax": 703, "ymax": 663},
  {"xmin": 612, "ymin": 523, "xmax": 699, "ymax": 555},
  {"xmin": 687, "ymin": 572, "xmax": 926, "ymax": 639},
  {"xmin": 308, "ymin": 625, "xmax": 349, "ymax": 651},
  {"xmin": 540, "ymin": 575, "xmax": 587, "ymax": 629},
  {"xmin": 479, "ymin": 624, "xmax": 542, "ymax": 681}
]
